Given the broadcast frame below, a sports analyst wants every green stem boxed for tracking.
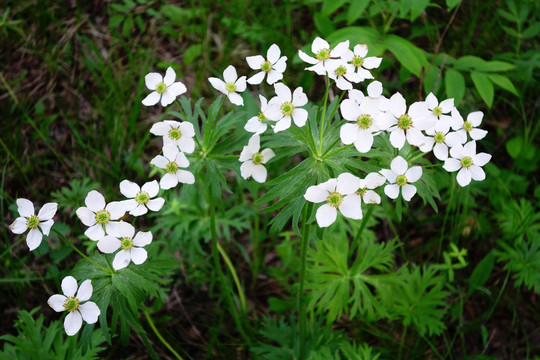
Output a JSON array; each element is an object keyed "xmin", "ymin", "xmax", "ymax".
[
  {"xmin": 298, "ymin": 203, "xmax": 312, "ymax": 360},
  {"xmin": 350, "ymin": 206, "xmax": 375, "ymax": 260},
  {"xmin": 209, "ymin": 97, "xmax": 226, "ymax": 143},
  {"xmin": 175, "ymin": 100, "xmax": 202, "ymax": 150},
  {"xmin": 318, "ymin": 75, "xmax": 330, "ymax": 156},
  {"xmin": 398, "ymin": 325, "xmax": 408, "ymax": 359},
  {"xmin": 143, "ymin": 310, "xmax": 184, "ymax": 360},
  {"xmin": 217, "ymin": 242, "xmax": 247, "ymax": 314},
  {"xmin": 52, "ymin": 228, "xmax": 112, "ymax": 274},
  {"xmin": 208, "ymin": 191, "xmax": 251, "ymax": 345}
]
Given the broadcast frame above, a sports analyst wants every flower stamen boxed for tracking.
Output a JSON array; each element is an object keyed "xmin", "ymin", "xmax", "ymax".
[
  {"xmin": 251, "ymin": 152, "xmax": 264, "ymax": 165},
  {"xmin": 26, "ymin": 215, "xmax": 40, "ymax": 229},
  {"xmin": 396, "ymin": 175, "xmax": 408, "ymax": 186},
  {"xmin": 95, "ymin": 209, "xmax": 111, "ymax": 225},
  {"xmin": 155, "ymin": 82, "xmax": 167, "ymax": 94},
  {"xmin": 165, "ymin": 161, "xmax": 179, "ymax": 174},
  {"xmin": 461, "ymin": 156, "xmax": 473, "ymax": 168},
  {"xmin": 120, "ymin": 236, "xmax": 134, "ymax": 250},
  {"xmin": 225, "ymin": 82, "xmax": 237, "ymax": 93},
  {"xmin": 261, "ymin": 60, "xmax": 272, "ymax": 73},
  {"xmin": 168, "ymin": 128, "xmax": 182, "ymax": 141},
  {"xmin": 135, "ymin": 191, "xmax": 150, "ymax": 205},
  {"xmin": 326, "ymin": 192, "xmax": 343, "ymax": 208},
  {"xmin": 63, "ymin": 296, "xmax": 80, "ymax": 312},
  {"xmin": 397, "ymin": 114, "xmax": 413, "ymax": 130},
  {"xmin": 280, "ymin": 101, "xmax": 294, "ymax": 116},
  {"xmin": 356, "ymin": 114, "xmax": 373, "ymax": 129}
]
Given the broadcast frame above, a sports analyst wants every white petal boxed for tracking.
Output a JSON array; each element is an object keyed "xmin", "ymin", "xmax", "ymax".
[
  {"xmin": 133, "ymin": 231, "xmax": 152, "ymax": 247},
  {"xmin": 235, "ymin": 76, "xmax": 247, "ymax": 92},
  {"xmin": 340, "ymin": 123, "xmax": 359, "ymax": 145},
  {"xmin": 76, "ymin": 280, "xmax": 93, "ymax": 302},
  {"xmin": 267, "ymin": 44, "xmax": 281, "ymax": 63},
  {"xmin": 26, "ymin": 228, "xmax": 43, "ymax": 251},
  {"xmin": 266, "ymin": 70, "xmax": 283, "ymax": 85},
  {"xmin": 470, "ymin": 128, "xmax": 488, "ymax": 140},
  {"xmin": 304, "ymin": 185, "xmax": 328, "ymax": 203},
  {"xmin": 292, "ymin": 87, "xmax": 307, "ymax": 106},
  {"xmin": 129, "ymin": 204, "xmax": 148, "ymax": 217},
  {"xmin": 245, "ymin": 117, "xmax": 266, "ymax": 134},
  {"xmin": 405, "ymin": 166, "xmax": 422, "ymax": 183},
  {"xmin": 141, "ymin": 180, "xmax": 160, "ymax": 198},
  {"xmin": 163, "ymin": 143, "xmax": 179, "ymax": 161},
  {"xmin": 433, "ymin": 143, "xmax": 448, "ymax": 160},
  {"xmin": 223, "ymin": 65, "xmax": 238, "ymax": 83},
  {"xmin": 112, "ymin": 250, "xmax": 131, "ymax": 270},
  {"xmin": 407, "ymin": 128, "xmax": 427, "ymax": 148},
  {"xmin": 228, "ymin": 92, "xmax": 244, "ymax": 106},
  {"xmin": 384, "ymin": 184, "xmax": 400, "ymax": 199},
  {"xmin": 246, "ymin": 55, "xmax": 265, "ymax": 70},
  {"xmin": 445, "ymin": 132, "xmax": 465, "ymax": 147},
  {"xmin": 401, "ymin": 184, "xmax": 417, "ymax": 201},
  {"xmin": 312, "ymin": 37, "xmax": 330, "ymax": 53},
  {"xmin": 439, "ymin": 98, "xmax": 454, "ymax": 113},
  {"xmin": 78, "ymin": 302, "xmax": 100, "ymax": 324},
  {"xmin": 17, "ymin": 198, "xmax": 34, "ymax": 217},
  {"xmin": 147, "ymin": 198, "xmax": 165, "ymax": 212},
  {"xmin": 144, "ymin": 72, "xmax": 162, "ymax": 90},
  {"xmin": 354, "ymin": 44, "xmax": 368, "ymax": 58},
  {"xmin": 104, "ymin": 221, "xmax": 120, "ymax": 238},
  {"xmin": 177, "ymin": 170, "xmax": 195, "ymax": 184},
  {"xmin": 389, "ymin": 93, "xmax": 406, "ymax": 118},
  {"xmin": 85, "ymin": 224, "xmax": 105, "ymax": 241},
  {"xmin": 106, "ymin": 201, "xmax": 125, "ymax": 220},
  {"xmin": 39, "ymin": 219, "xmax": 54, "ymax": 236},
  {"xmin": 274, "ymin": 117, "xmax": 291, "ymax": 132},
  {"xmin": 130, "ymin": 247, "xmax": 148, "ymax": 265},
  {"xmin": 48, "ymin": 294, "xmax": 67, "ymax": 312},
  {"xmin": 142, "ymin": 92, "xmax": 161, "ymax": 106},
  {"xmin": 389, "ymin": 128, "xmax": 406, "ymax": 149},
  {"xmin": 340, "ymin": 99, "xmax": 360, "ymax": 121},
  {"xmin": 456, "ymin": 168, "xmax": 472, "ymax": 187},
  {"xmin": 337, "ymin": 173, "xmax": 361, "ymax": 195},
  {"xmin": 120, "ymin": 180, "xmax": 140, "ymax": 198},
  {"xmin": 167, "ymin": 82, "xmax": 187, "ymax": 97},
  {"xmin": 365, "ymin": 173, "xmax": 386, "ymax": 188},
  {"xmin": 467, "ymin": 111, "xmax": 483, "ymax": 126},
  {"xmin": 331, "ymin": 40, "xmax": 349, "ymax": 57},
  {"xmin": 425, "ymin": 93, "xmax": 438, "ymax": 109},
  {"xmin": 273, "ymin": 56, "xmax": 287, "ymax": 73},
  {"xmin": 62, "ymin": 276, "xmax": 78, "ymax": 297},
  {"xmin": 240, "ymin": 161, "xmax": 254, "ymax": 180},
  {"xmin": 469, "ymin": 165, "xmax": 486, "ymax": 181},
  {"xmin": 10, "ymin": 217, "xmax": 28, "ymax": 234},
  {"xmin": 247, "ymin": 71, "xmax": 265, "ymax": 85},
  {"xmin": 464, "ymin": 141, "xmax": 477, "ymax": 156},
  {"xmin": 261, "ymin": 148, "xmax": 275, "ymax": 163},
  {"xmin": 339, "ymin": 195, "xmax": 362, "ymax": 220},
  {"xmin": 367, "ymin": 81, "xmax": 383, "ymax": 97},
  {"xmin": 174, "ymin": 151, "xmax": 190, "ymax": 168},
  {"xmin": 298, "ymin": 50, "xmax": 318, "ymax": 65},
  {"xmin": 449, "ymin": 144, "xmax": 465, "ymax": 159},
  {"xmin": 163, "ymin": 67, "xmax": 176, "ymax": 86},
  {"xmin": 37, "ymin": 203, "xmax": 57, "ymax": 221},
  {"xmin": 362, "ymin": 56, "xmax": 382, "ymax": 69},
  {"xmin": 363, "ymin": 190, "xmax": 381, "ymax": 204},
  {"xmin": 443, "ymin": 158, "xmax": 461, "ymax": 172},
  {"xmin": 353, "ymin": 131, "xmax": 374, "ymax": 153},
  {"xmin": 292, "ymin": 108, "xmax": 308, "ymax": 127},
  {"xmin": 160, "ymin": 91, "xmax": 176, "ymax": 107},
  {"xmin": 473, "ymin": 153, "xmax": 491, "ymax": 166},
  {"xmin": 64, "ymin": 311, "xmax": 83, "ymax": 336},
  {"xmin": 97, "ymin": 236, "xmax": 121, "ymax": 254},
  {"xmin": 390, "ymin": 156, "xmax": 408, "ymax": 175},
  {"xmin": 251, "ymin": 165, "xmax": 268, "ymax": 183},
  {"xmin": 76, "ymin": 207, "xmax": 96, "ymax": 227},
  {"xmin": 85, "ymin": 191, "xmax": 105, "ymax": 212},
  {"xmin": 208, "ymin": 77, "xmax": 226, "ymax": 94},
  {"xmin": 150, "ymin": 155, "xmax": 168, "ymax": 169},
  {"xmin": 316, "ymin": 204, "xmax": 337, "ymax": 228},
  {"xmin": 335, "ymin": 77, "xmax": 352, "ymax": 90},
  {"xmin": 274, "ymin": 83, "xmax": 292, "ymax": 101}
]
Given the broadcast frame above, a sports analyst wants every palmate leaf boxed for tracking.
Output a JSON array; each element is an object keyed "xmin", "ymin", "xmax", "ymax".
[
  {"xmin": 496, "ymin": 234, "xmax": 540, "ymax": 293},
  {"xmin": 306, "ymin": 234, "xmax": 400, "ymax": 322},
  {"xmin": 392, "ymin": 265, "xmax": 449, "ymax": 336}
]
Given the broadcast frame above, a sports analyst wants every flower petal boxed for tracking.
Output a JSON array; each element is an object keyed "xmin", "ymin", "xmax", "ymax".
[
  {"xmin": 85, "ymin": 224, "xmax": 105, "ymax": 241},
  {"xmin": 467, "ymin": 111, "xmax": 483, "ymax": 126},
  {"xmin": 469, "ymin": 165, "xmax": 486, "ymax": 181},
  {"xmin": 353, "ymin": 130, "xmax": 374, "ymax": 153},
  {"xmin": 26, "ymin": 228, "xmax": 43, "ymax": 251},
  {"xmin": 240, "ymin": 161, "xmax": 254, "ymax": 180},
  {"xmin": 304, "ymin": 185, "xmax": 329, "ymax": 203},
  {"xmin": 228, "ymin": 92, "xmax": 244, "ymax": 106},
  {"xmin": 292, "ymin": 108, "xmax": 308, "ymax": 127},
  {"xmin": 133, "ymin": 231, "xmax": 152, "ymax": 247},
  {"xmin": 62, "ymin": 276, "xmax": 78, "ymax": 297},
  {"xmin": 251, "ymin": 164, "xmax": 268, "ymax": 183},
  {"xmin": 266, "ymin": 70, "xmax": 283, "ymax": 85},
  {"xmin": 76, "ymin": 207, "xmax": 96, "ymax": 226},
  {"xmin": 208, "ymin": 77, "xmax": 226, "ymax": 94},
  {"xmin": 267, "ymin": 44, "xmax": 280, "ymax": 63},
  {"xmin": 17, "ymin": 198, "xmax": 34, "ymax": 217},
  {"xmin": 401, "ymin": 184, "xmax": 417, "ymax": 201},
  {"xmin": 78, "ymin": 301, "xmax": 100, "ymax": 324},
  {"xmin": 223, "ymin": 65, "xmax": 238, "ymax": 83},
  {"xmin": 384, "ymin": 184, "xmax": 400, "ymax": 199},
  {"xmin": 97, "ymin": 236, "xmax": 121, "ymax": 254},
  {"xmin": 112, "ymin": 250, "xmax": 131, "ymax": 270},
  {"xmin": 246, "ymin": 55, "xmax": 265, "ymax": 70},
  {"xmin": 120, "ymin": 180, "xmax": 140, "ymax": 198},
  {"xmin": 130, "ymin": 247, "xmax": 148, "ymax": 265},
  {"xmin": 362, "ymin": 56, "xmax": 382, "ymax": 69},
  {"xmin": 150, "ymin": 155, "xmax": 168, "ymax": 169},
  {"xmin": 363, "ymin": 190, "xmax": 381, "ymax": 204},
  {"xmin": 167, "ymin": 82, "xmax": 187, "ymax": 97},
  {"xmin": 316, "ymin": 204, "xmax": 337, "ymax": 228},
  {"xmin": 404, "ymin": 166, "xmax": 422, "ymax": 183},
  {"xmin": 177, "ymin": 170, "xmax": 195, "ymax": 184},
  {"xmin": 147, "ymin": 198, "xmax": 165, "ymax": 212},
  {"xmin": 76, "ymin": 280, "xmax": 93, "ymax": 302},
  {"xmin": 145, "ymin": 72, "xmax": 162, "ymax": 90},
  {"xmin": 235, "ymin": 76, "xmax": 247, "ymax": 92},
  {"xmin": 443, "ymin": 158, "xmax": 461, "ymax": 172},
  {"xmin": 292, "ymin": 87, "xmax": 308, "ymax": 106},
  {"xmin": 39, "ymin": 219, "xmax": 54, "ymax": 236},
  {"xmin": 365, "ymin": 173, "xmax": 386, "ymax": 188},
  {"xmin": 389, "ymin": 128, "xmax": 406, "ymax": 150},
  {"xmin": 160, "ymin": 91, "xmax": 176, "ymax": 107},
  {"xmin": 142, "ymin": 180, "xmax": 160, "ymax": 198},
  {"xmin": 473, "ymin": 152, "xmax": 491, "ymax": 166},
  {"xmin": 247, "ymin": 71, "xmax": 265, "ymax": 85},
  {"xmin": 163, "ymin": 67, "xmax": 176, "ymax": 86},
  {"xmin": 85, "ymin": 191, "xmax": 105, "ymax": 212},
  {"xmin": 106, "ymin": 201, "xmax": 126, "ymax": 220},
  {"xmin": 340, "ymin": 123, "xmax": 359, "ymax": 145},
  {"xmin": 298, "ymin": 50, "xmax": 318, "ymax": 65},
  {"xmin": 10, "ymin": 217, "xmax": 28, "ymax": 234},
  {"xmin": 64, "ymin": 311, "xmax": 83, "ymax": 336},
  {"xmin": 337, "ymin": 173, "xmax": 360, "ymax": 195},
  {"xmin": 48, "ymin": 294, "xmax": 67, "ymax": 312},
  {"xmin": 456, "ymin": 168, "xmax": 471, "ymax": 187},
  {"xmin": 339, "ymin": 195, "xmax": 362, "ymax": 220},
  {"xmin": 261, "ymin": 148, "xmax": 275, "ymax": 163},
  {"xmin": 142, "ymin": 91, "xmax": 161, "ymax": 106},
  {"xmin": 390, "ymin": 156, "xmax": 408, "ymax": 175},
  {"xmin": 37, "ymin": 202, "xmax": 57, "ymax": 221},
  {"xmin": 129, "ymin": 204, "xmax": 148, "ymax": 217}
]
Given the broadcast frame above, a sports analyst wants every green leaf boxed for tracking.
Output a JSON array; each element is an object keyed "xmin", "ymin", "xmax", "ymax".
[
  {"xmin": 453, "ymin": 55, "xmax": 487, "ymax": 71},
  {"xmin": 108, "ymin": 14, "xmax": 124, "ymax": 28},
  {"xmin": 322, "ymin": 0, "xmax": 348, "ymax": 15},
  {"xmin": 446, "ymin": 0, "xmax": 460, "ymax": 9},
  {"xmin": 481, "ymin": 61, "xmax": 515, "ymax": 72},
  {"xmin": 384, "ymin": 35, "xmax": 427, "ymax": 76},
  {"xmin": 522, "ymin": 23, "xmax": 540, "ymax": 39},
  {"xmin": 506, "ymin": 137, "xmax": 524, "ymax": 158},
  {"xmin": 314, "ymin": 12, "xmax": 335, "ymax": 37},
  {"xmin": 326, "ymin": 26, "xmax": 385, "ymax": 56},
  {"xmin": 488, "ymin": 74, "xmax": 518, "ymax": 95},
  {"xmin": 410, "ymin": 0, "xmax": 430, "ymax": 21},
  {"xmin": 444, "ymin": 68, "xmax": 465, "ymax": 105},
  {"xmin": 346, "ymin": 0, "xmax": 370, "ymax": 24},
  {"xmin": 468, "ymin": 251, "xmax": 495, "ymax": 296},
  {"xmin": 470, "ymin": 72, "xmax": 494, "ymax": 107},
  {"xmin": 183, "ymin": 44, "xmax": 202, "ymax": 65}
]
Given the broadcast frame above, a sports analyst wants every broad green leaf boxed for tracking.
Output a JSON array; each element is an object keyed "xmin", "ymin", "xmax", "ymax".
[
  {"xmin": 488, "ymin": 74, "xmax": 518, "ymax": 95},
  {"xmin": 108, "ymin": 14, "xmax": 124, "ymax": 28},
  {"xmin": 314, "ymin": 12, "xmax": 335, "ymax": 37},
  {"xmin": 446, "ymin": 0, "xmax": 460, "ymax": 9},
  {"xmin": 468, "ymin": 251, "xmax": 495, "ymax": 296},
  {"xmin": 444, "ymin": 68, "xmax": 465, "ymax": 105},
  {"xmin": 326, "ymin": 26, "xmax": 385, "ymax": 56},
  {"xmin": 453, "ymin": 55, "xmax": 487, "ymax": 71},
  {"xmin": 384, "ymin": 35, "xmax": 426, "ymax": 76},
  {"xmin": 410, "ymin": 0, "xmax": 430, "ymax": 21},
  {"xmin": 183, "ymin": 44, "xmax": 202, "ymax": 65},
  {"xmin": 522, "ymin": 23, "xmax": 540, "ymax": 39},
  {"xmin": 322, "ymin": 0, "xmax": 348, "ymax": 15},
  {"xmin": 471, "ymin": 72, "xmax": 494, "ymax": 107},
  {"xmin": 506, "ymin": 137, "xmax": 524, "ymax": 158},
  {"xmin": 481, "ymin": 61, "xmax": 515, "ymax": 72},
  {"xmin": 346, "ymin": 0, "xmax": 370, "ymax": 24}
]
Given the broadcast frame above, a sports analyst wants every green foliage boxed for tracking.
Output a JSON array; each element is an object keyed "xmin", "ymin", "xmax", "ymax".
[
  {"xmin": 496, "ymin": 235, "xmax": 540, "ymax": 293},
  {"xmin": 0, "ymin": 309, "xmax": 106, "ymax": 360}
]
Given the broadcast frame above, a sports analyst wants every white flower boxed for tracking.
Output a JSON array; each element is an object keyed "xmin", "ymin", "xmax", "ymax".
[
  {"xmin": 246, "ymin": 44, "xmax": 287, "ymax": 85},
  {"xmin": 150, "ymin": 120, "xmax": 196, "ymax": 154},
  {"xmin": 239, "ymin": 135, "xmax": 275, "ymax": 183},
  {"xmin": 443, "ymin": 141, "xmax": 491, "ymax": 187},
  {"xmin": 97, "ymin": 221, "xmax": 152, "ymax": 270},
  {"xmin": 348, "ymin": 81, "xmax": 390, "ymax": 112},
  {"xmin": 339, "ymin": 96, "xmax": 393, "ymax": 153},
  {"xmin": 387, "ymin": 93, "xmax": 433, "ymax": 150},
  {"xmin": 47, "ymin": 276, "xmax": 100, "ymax": 336},
  {"xmin": 119, "ymin": 180, "xmax": 165, "ymax": 216},
  {"xmin": 349, "ymin": 44, "xmax": 382, "ymax": 80},
  {"xmin": 450, "ymin": 109, "xmax": 488, "ymax": 142},
  {"xmin": 425, "ymin": 92, "xmax": 454, "ymax": 124},
  {"xmin": 325, "ymin": 53, "xmax": 362, "ymax": 90},
  {"xmin": 419, "ymin": 118, "xmax": 465, "ymax": 160},
  {"xmin": 150, "ymin": 144, "xmax": 195, "ymax": 189},
  {"xmin": 245, "ymin": 95, "xmax": 272, "ymax": 134},
  {"xmin": 341, "ymin": 173, "xmax": 386, "ymax": 219},
  {"xmin": 304, "ymin": 173, "xmax": 361, "ymax": 228},
  {"xmin": 380, "ymin": 156, "xmax": 422, "ymax": 201},
  {"xmin": 266, "ymin": 83, "xmax": 308, "ymax": 132},
  {"xmin": 142, "ymin": 67, "xmax": 187, "ymax": 107},
  {"xmin": 76, "ymin": 191, "xmax": 125, "ymax": 241},
  {"xmin": 298, "ymin": 37, "xmax": 350, "ymax": 76},
  {"xmin": 208, "ymin": 65, "xmax": 247, "ymax": 106},
  {"xmin": 9, "ymin": 199, "xmax": 57, "ymax": 251}
]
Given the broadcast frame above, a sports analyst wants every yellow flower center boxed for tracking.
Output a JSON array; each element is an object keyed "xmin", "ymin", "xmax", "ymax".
[
  {"xmin": 461, "ymin": 156, "xmax": 473, "ymax": 168},
  {"xmin": 434, "ymin": 132, "xmax": 446, "ymax": 144},
  {"xmin": 352, "ymin": 55, "xmax": 364, "ymax": 68},
  {"xmin": 334, "ymin": 65, "xmax": 347, "ymax": 77},
  {"xmin": 463, "ymin": 121, "xmax": 473, "ymax": 132},
  {"xmin": 135, "ymin": 191, "xmax": 150, "ymax": 205},
  {"xmin": 280, "ymin": 101, "xmax": 294, "ymax": 116},
  {"xmin": 95, "ymin": 209, "xmax": 111, "ymax": 225},
  {"xmin": 225, "ymin": 82, "xmax": 237, "ymax": 93},
  {"xmin": 397, "ymin": 114, "xmax": 413, "ymax": 130},
  {"xmin": 326, "ymin": 192, "xmax": 343, "ymax": 208},
  {"xmin": 63, "ymin": 296, "xmax": 80, "ymax": 312},
  {"xmin": 252, "ymin": 152, "xmax": 264, "ymax": 165},
  {"xmin": 155, "ymin": 82, "xmax": 167, "ymax": 94},
  {"xmin": 261, "ymin": 60, "xmax": 272, "ymax": 73},
  {"xmin": 357, "ymin": 114, "xmax": 373, "ymax": 129},
  {"xmin": 165, "ymin": 161, "xmax": 179, "ymax": 174},
  {"xmin": 433, "ymin": 106, "xmax": 442, "ymax": 116},
  {"xmin": 168, "ymin": 128, "xmax": 182, "ymax": 141},
  {"xmin": 315, "ymin": 48, "xmax": 331, "ymax": 61},
  {"xmin": 120, "ymin": 236, "xmax": 134, "ymax": 250},
  {"xmin": 26, "ymin": 215, "xmax": 40, "ymax": 229},
  {"xmin": 396, "ymin": 174, "xmax": 408, "ymax": 186}
]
